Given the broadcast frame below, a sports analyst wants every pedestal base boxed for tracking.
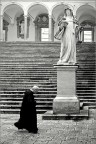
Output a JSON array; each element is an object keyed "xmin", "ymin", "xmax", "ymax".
[
  {"xmin": 53, "ymin": 65, "xmax": 80, "ymax": 114},
  {"xmin": 42, "ymin": 107, "xmax": 89, "ymax": 120},
  {"xmin": 53, "ymin": 96, "xmax": 80, "ymax": 114}
]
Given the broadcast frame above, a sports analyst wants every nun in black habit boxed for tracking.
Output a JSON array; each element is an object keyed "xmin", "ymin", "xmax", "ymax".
[{"xmin": 14, "ymin": 85, "xmax": 39, "ymax": 133}]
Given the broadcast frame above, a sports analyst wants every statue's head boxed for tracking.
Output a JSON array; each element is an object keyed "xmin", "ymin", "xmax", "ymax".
[{"xmin": 64, "ymin": 8, "xmax": 73, "ymax": 17}]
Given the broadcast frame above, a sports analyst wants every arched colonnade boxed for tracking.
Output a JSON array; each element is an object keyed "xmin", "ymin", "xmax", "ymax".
[{"xmin": 0, "ymin": 1, "xmax": 96, "ymax": 42}]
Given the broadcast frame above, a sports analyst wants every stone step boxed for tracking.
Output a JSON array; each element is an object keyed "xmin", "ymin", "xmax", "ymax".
[
  {"xmin": 1, "ymin": 99, "xmax": 96, "ymax": 105},
  {"xmin": 0, "ymin": 94, "xmax": 56, "ymax": 98},
  {"xmin": 80, "ymin": 99, "xmax": 96, "ymax": 102},
  {"xmin": 0, "ymin": 81, "xmax": 95, "ymax": 85},
  {"xmin": 0, "ymin": 109, "xmax": 46, "ymax": 114},
  {"xmin": 0, "ymin": 76, "xmax": 56, "ymax": 79},
  {"xmin": 0, "ymin": 92, "xmax": 96, "ymax": 97},
  {"xmin": 0, "ymin": 72, "xmax": 95, "ymax": 75},
  {"xmin": 0, "ymin": 67, "xmax": 95, "ymax": 69},
  {"xmin": 83, "ymin": 102, "xmax": 96, "ymax": 106},
  {"xmin": 77, "ymin": 93, "xmax": 96, "ymax": 96},
  {"xmin": 0, "ymin": 97, "xmax": 54, "ymax": 101},
  {"xmin": 0, "ymin": 104, "xmax": 52, "ymax": 109},
  {"xmin": 88, "ymin": 106, "xmax": 96, "ymax": 109},
  {"xmin": 0, "ymin": 76, "xmax": 95, "ymax": 79},
  {"xmin": 0, "ymin": 68, "xmax": 95, "ymax": 71},
  {"xmin": 0, "ymin": 100, "xmax": 53, "ymax": 105}
]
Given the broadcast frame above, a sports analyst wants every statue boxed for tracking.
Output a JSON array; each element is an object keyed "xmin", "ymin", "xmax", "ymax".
[{"xmin": 55, "ymin": 8, "xmax": 79, "ymax": 65}]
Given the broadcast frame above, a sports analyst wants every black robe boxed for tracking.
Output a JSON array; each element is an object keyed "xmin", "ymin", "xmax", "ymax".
[{"xmin": 15, "ymin": 89, "xmax": 37, "ymax": 132}]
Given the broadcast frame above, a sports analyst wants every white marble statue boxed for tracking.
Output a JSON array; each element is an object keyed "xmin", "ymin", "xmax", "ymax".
[{"xmin": 56, "ymin": 8, "xmax": 78, "ymax": 65}]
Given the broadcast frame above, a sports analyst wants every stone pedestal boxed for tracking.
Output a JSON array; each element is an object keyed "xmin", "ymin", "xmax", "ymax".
[{"xmin": 53, "ymin": 65, "xmax": 80, "ymax": 114}]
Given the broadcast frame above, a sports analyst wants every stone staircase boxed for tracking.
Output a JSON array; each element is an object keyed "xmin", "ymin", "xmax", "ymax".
[
  {"xmin": 76, "ymin": 42, "xmax": 96, "ymax": 108},
  {"xmin": 0, "ymin": 42, "xmax": 96, "ymax": 114}
]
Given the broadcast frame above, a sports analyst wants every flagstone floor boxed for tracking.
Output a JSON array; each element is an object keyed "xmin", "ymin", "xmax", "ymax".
[{"xmin": 1, "ymin": 109, "xmax": 96, "ymax": 144}]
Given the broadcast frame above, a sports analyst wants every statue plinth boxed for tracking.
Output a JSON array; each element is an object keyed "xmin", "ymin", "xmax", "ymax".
[{"xmin": 53, "ymin": 64, "xmax": 80, "ymax": 114}]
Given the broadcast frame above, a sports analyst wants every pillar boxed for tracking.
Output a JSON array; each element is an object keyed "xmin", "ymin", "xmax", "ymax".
[
  {"xmin": 80, "ymin": 30, "xmax": 84, "ymax": 42},
  {"xmin": 39, "ymin": 27, "xmax": 41, "ymax": 42},
  {"xmin": 94, "ymin": 26, "xmax": 96, "ymax": 42},
  {"xmin": 35, "ymin": 25, "xmax": 38, "ymax": 42},
  {"xmin": 92, "ymin": 26, "xmax": 94, "ymax": 42},
  {"xmin": 49, "ymin": 15, "xmax": 52, "ymax": 41},
  {"xmin": 24, "ymin": 15, "xmax": 27, "ymax": 40},
  {"xmin": 82, "ymin": 30, "xmax": 84, "ymax": 42},
  {"xmin": 52, "ymin": 20, "xmax": 55, "ymax": 41},
  {"xmin": 0, "ymin": 15, "xmax": 3, "ymax": 41},
  {"xmin": 79, "ymin": 30, "xmax": 81, "ymax": 41},
  {"xmin": 4, "ymin": 27, "xmax": 7, "ymax": 41}
]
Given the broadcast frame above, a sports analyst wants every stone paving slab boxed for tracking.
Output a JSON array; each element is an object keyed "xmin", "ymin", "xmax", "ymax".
[{"xmin": 0, "ymin": 109, "xmax": 96, "ymax": 144}]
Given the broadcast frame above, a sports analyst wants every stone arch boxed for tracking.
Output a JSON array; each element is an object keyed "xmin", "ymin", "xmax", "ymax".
[
  {"xmin": 27, "ymin": 3, "xmax": 49, "ymax": 22},
  {"xmin": 2, "ymin": 2, "xmax": 24, "ymax": 15},
  {"xmin": 52, "ymin": 2, "xmax": 73, "ymax": 13},
  {"xmin": 2, "ymin": 3, "xmax": 24, "ymax": 25},
  {"xmin": 27, "ymin": 2, "xmax": 49, "ymax": 16},
  {"xmin": 75, "ymin": 3, "xmax": 95, "ymax": 13},
  {"xmin": 76, "ymin": 4, "xmax": 96, "ymax": 24},
  {"xmin": 52, "ymin": 3, "xmax": 74, "ymax": 22},
  {"xmin": 2, "ymin": 3, "xmax": 25, "ymax": 41}
]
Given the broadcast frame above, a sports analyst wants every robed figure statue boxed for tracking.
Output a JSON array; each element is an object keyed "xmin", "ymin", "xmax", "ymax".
[
  {"xmin": 55, "ymin": 8, "xmax": 79, "ymax": 65},
  {"xmin": 14, "ymin": 85, "xmax": 39, "ymax": 133}
]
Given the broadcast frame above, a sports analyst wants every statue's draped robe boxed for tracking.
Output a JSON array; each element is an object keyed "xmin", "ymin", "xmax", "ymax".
[{"xmin": 59, "ymin": 16, "xmax": 76, "ymax": 64}]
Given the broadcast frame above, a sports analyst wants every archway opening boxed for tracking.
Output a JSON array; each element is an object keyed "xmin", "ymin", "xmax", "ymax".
[
  {"xmin": 3, "ymin": 4, "xmax": 24, "ymax": 41},
  {"xmin": 28, "ymin": 4, "xmax": 49, "ymax": 42},
  {"xmin": 76, "ymin": 5, "xmax": 96, "ymax": 42}
]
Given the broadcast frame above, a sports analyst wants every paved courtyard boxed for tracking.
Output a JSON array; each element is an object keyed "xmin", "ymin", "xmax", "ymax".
[{"xmin": 0, "ymin": 109, "xmax": 96, "ymax": 144}]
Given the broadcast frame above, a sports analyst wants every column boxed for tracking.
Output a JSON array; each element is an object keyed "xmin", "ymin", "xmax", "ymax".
[
  {"xmin": 92, "ymin": 26, "xmax": 94, "ymax": 42},
  {"xmin": 39, "ymin": 28, "xmax": 41, "ymax": 42},
  {"xmin": 0, "ymin": 15, "xmax": 3, "ymax": 41},
  {"xmin": 5, "ymin": 27, "xmax": 8, "ymax": 41},
  {"xmin": 35, "ymin": 25, "xmax": 38, "ymax": 42},
  {"xmin": 48, "ymin": 15, "xmax": 52, "ymax": 41},
  {"xmin": 27, "ymin": 18, "xmax": 30, "ymax": 38},
  {"xmin": 82, "ymin": 30, "xmax": 84, "ymax": 42},
  {"xmin": 94, "ymin": 26, "xmax": 96, "ymax": 42},
  {"xmin": 79, "ymin": 30, "xmax": 81, "ymax": 41},
  {"xmin": 52, "ymin": 21, "xmax": 54, "ymax": 41},
  {"xmin": 24, "ymin": 15, "xmax": 27, "ymax": 40},
  {"xmin": 80, "ymin": 30, "xmax": 84, "ymax": 42}
]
